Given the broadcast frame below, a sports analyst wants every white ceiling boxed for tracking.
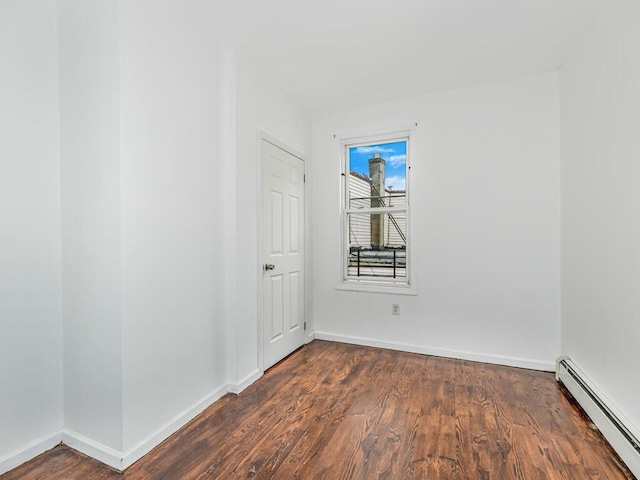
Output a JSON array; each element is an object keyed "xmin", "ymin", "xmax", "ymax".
[{"xmin": 214, "ymin": 0, "xmax": 601, "ymax": 113}]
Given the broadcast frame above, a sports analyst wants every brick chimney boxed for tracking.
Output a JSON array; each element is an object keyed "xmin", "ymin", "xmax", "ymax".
[{"xmin": 368, "ymin": 153, "xmax": 385, "ymax": 249}]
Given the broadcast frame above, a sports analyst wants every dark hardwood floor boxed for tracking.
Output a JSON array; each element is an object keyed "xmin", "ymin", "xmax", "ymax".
[{"xmin": 2, "ymin": 340, "xmax": 634, "ymax": 479}]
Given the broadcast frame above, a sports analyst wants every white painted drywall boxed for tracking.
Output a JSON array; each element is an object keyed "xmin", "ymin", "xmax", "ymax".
[
  {"xmin": 560, "ymin": 0, "xmax": 640, "ymax": 437},
  {"xmin": 234, "ymin": 53, "xmax": 312, "ymax": 378},
  {"xmin": 119, "ymin": 1, "xmax": 228, "ymax": 451},
  {"xmin": 58, "ymin": 0, "xmax": 123, "ymax": 452},
  {"xmin": 312, "ymin": 73, "xmax": 561, "ymax": 369},
  {"xmin": 118, "ymin": 1, "xmax": 312, "ymax": 447},
  {"xmin": 218, "ymin": 47, "xmax": 238, "ymax": 387},
  {"xmin": 116, "ymin": 16, "xmax": 312, "ymax": 453},
  {"xmin": 0, "ymin": 0, "xmax": 63, "ymax": 463}
]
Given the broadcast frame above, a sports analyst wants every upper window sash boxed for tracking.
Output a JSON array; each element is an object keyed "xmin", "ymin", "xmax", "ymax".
[{"xmin": 343, "ymin": 135, "xmax": 410, "ymax": 210}]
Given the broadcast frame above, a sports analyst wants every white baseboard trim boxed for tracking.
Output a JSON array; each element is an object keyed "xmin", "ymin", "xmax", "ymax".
[
  {"xmin": 121, "ymin": 383, "xmax": 230, "ymax": 469},
  {"xmin": 2, "ymin": 382, "xmax": 244, "ymax": 474},
  {"xmin": 314, "ymin": 331, "xmax": 555, "ymax": 372},
  {"xmin": 556, "ymin": 357, "xmax": 640, "ymax": 477},
  {"xmin": 0, "ymin": 431, "xmax": 62, "ymax": 476},
  {"xmin": 228, "ymin": 368, "xmax": 262, "ymax": 395},
  {"xmin": 62, "ymin": 429, "xmax": 123, "ymax": 471},
  {"xmin": 306, "ymin": 331, "xmax": 316, "ymax": 344}
]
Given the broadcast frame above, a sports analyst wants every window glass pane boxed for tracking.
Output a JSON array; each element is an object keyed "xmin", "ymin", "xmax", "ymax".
[
  {"xmin": 348, "ymin": 141, "xmax": 406, "ymax": 208},
  {"xmin": 347, "ymin": 211, "xmax": 407, "ymax": 279}
]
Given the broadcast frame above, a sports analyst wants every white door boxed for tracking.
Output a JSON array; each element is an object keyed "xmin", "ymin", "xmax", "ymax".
[{"xmin": 262, "ymin": 139, "xmax": 305, "ymax": 370}]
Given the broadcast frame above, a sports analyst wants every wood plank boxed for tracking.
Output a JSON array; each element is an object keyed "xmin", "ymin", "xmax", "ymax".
[{"xmin": 1, "ymin": 341, "xmax": 634, "ymax": 480}]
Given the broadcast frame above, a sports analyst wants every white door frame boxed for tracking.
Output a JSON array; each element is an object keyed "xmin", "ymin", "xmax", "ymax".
[{"xmin": 257, "ymin": 132, "xmax": 307, "ymax": 372}]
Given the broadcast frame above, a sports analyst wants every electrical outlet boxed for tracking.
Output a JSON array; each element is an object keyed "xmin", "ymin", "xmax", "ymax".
[{"xmin": 392, "ymin": 304, "xmax": 400, "ymax": 315}]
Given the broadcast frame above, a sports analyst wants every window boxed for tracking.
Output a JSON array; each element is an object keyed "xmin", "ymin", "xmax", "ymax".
[{"xmin": 340, "ymin": 132, "xmax": 412, "ymax": 292}]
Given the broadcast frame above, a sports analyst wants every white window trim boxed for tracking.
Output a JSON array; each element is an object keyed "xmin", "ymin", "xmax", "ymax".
[{"xmin": 336, "ymin": 128, "xmax": 416, "ymax": 295}]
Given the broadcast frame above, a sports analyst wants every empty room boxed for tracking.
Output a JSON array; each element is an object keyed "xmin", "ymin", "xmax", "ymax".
[{"xmin": 1, "ymin": 0, "xmax": 638, "ymax": 478}]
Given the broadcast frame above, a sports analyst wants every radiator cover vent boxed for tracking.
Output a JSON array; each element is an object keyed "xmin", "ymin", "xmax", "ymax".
[{"xmin": 556, "ymin": 356, "xmax": 640, "ymax": 478}]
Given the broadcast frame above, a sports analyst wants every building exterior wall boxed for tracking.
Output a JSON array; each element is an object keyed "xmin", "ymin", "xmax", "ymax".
[{"xmin": 348, "ymin": 172, "xmax": 406, "ymax": 249}]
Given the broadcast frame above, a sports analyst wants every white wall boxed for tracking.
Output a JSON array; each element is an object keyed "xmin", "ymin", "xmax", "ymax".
[
  {"xmin": 118, "ymin": 1, "xmax": 312, "ymax": 453},
  {"xmin": 0, "ymin": 0, "xmax": 311, "ymax": 465},
  {"xmin": 119, "ymin": 1, "xmax": 226, "ymax": 452},
  {"xmin": 312, "ymin": 73, "xmax": 561, "ymax": 370},
  {"xmin": 58, "ymin": 0, "xmax": 123, "ymax": 452},
  {"xmin": 234, "ymin": 53, "xmax": 312, "ymax": 379},
  {"xmin": 560, "ymin": 0, "xmax": 640, "ymax": 436},
  {"xmin": 0, "ymin": 0, "xmax": 63, "ymax": 465}
]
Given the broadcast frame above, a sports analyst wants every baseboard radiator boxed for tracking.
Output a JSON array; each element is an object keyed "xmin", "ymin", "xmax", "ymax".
[{"xmin": 556, "ymin": 356, "xmax": 640, "ymax": 477}]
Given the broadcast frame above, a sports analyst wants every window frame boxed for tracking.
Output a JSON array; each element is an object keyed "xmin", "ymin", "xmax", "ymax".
[{"xmin": 337, "ymin": 129, "xmax": 416, "ymax": 295}]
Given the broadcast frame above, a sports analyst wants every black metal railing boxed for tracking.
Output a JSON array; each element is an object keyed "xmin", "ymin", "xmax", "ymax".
[{"xmin": 349, "ymin": 248, "xmax": 406, "ymax": 279}]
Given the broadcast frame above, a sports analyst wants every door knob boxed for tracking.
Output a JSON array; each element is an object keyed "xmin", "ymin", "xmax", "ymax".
[{"xmin": 264, "ymin": 263, "xmax": 275, "ymax": 271}]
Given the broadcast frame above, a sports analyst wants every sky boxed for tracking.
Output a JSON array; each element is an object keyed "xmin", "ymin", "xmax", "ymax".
[{"xmin": 349, "ymin": 140, "xmax": 407, "ymax": 190}]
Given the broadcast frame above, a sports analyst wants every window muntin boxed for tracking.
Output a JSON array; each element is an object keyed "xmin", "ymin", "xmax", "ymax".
[{"xmin": 343, "ymin": 136, "xmax": 409, "ymax": 286}]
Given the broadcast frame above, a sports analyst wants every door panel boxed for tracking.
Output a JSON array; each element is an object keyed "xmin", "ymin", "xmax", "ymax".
[
  {"xmin": 289, "ymin": 196, "xmax": 300, "ymax": 253},
  {"xmin": 262, "ymin": 139, "xmax": 305, "ymax": 369},
  {"xmin": 269, "ymin": 274, "xmax": 284, "ymax": 340},
  {"xmin": 270, "ymin": 191, "xmax": 283, "ymax": 255},
  {"xmin": 289, "ymin": 272, "xmax": 300, "ymax": 331}
]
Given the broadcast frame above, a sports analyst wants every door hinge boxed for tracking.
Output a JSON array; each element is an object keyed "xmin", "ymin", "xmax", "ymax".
[
  {"xmin": 303, "ymin": 174, "xmax": 306, "ymax": 183},
  {"xmin": 304, "ymin": 322, "xmax": 307, "ymax": 330}
]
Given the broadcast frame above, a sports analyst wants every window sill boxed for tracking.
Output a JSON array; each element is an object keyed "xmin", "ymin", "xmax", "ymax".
[{"xmin": 335, "ymin": 281, "xmax": 417, "ymax": 296}]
